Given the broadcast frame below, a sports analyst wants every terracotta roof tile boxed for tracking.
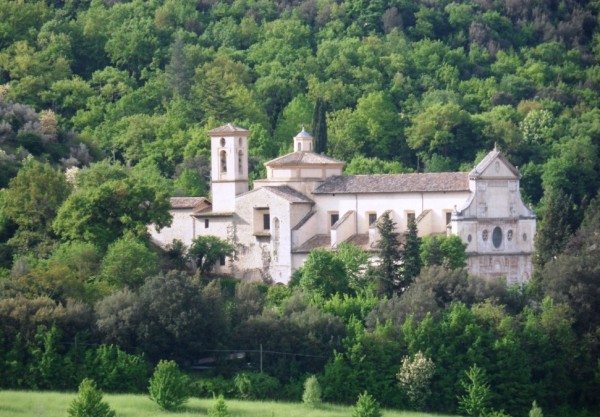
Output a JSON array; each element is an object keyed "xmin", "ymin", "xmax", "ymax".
[
  {"xmin": 170, "ymin": 197, "xmax": 211, "ymax": 210},
  {"xmin": 208, "ymin": 123, "xmax": 249, "ymax": 135},
  {"xmin": 313, "ymin": 172, "xmax": 470, "ymax": 194}
]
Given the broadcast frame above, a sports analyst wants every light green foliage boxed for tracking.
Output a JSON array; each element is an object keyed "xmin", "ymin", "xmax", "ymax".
[
  {"xmin": 397, "ymin": 351, "xmax": 435, "ymax": 410},
  {"xmin": 68, "ymin": 378, "xmax": 116, "ymax": 417},
  {"xmin": 344, "ymin": 155, "xmax": 412, "ymax": 175},
  {"xmin": 352, "ymin": 391, "xmax": 382, "ymax": 417},
  {"xmin": 188, "ymin": 235, "xmax": 235, "ymax": 275},
  {"xmin": 458, "ymin": 364, "xmax": 491, "ymax": 417},
  {"xmin": 100, "ymin": 237, "xmax": 159, "ymax": 289},
  {"xmin": 529, "ymin": 401, "xmax": 543, "ymax": 417},
  {"xmin": 299, "ymin": 248, "xmax": 349, "ymax": 298},
  {"xmin": 87, "ymin": 344, "xmax": 150, "ymax": 393},
  {"xmin": 333, "ymin": 242, "xmax": 370, "ymax": 292},
  {"xmin": 148, "ymin": 360, "xmax": 190, "ymax": 410},
  {"xmin": 420, "ymin": 234, "xmax": 467, "ymax": 270},
  {"xmin": 302, "ymin": 375, "xmax": 322, "ymax": 407},
  {"xmin": 53, "ymin": 161, "xmax": 172, "ymax": 250},
  {"xmin": 209, "ymin": 394, "xmax": 229, "ymax": 417}
]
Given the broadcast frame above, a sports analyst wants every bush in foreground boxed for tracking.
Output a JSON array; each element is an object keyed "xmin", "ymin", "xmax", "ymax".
[
  {"xmin": 352, "ymin": 391, "xmax": 382, "ymax": 417},
  {"xmin": 148, "ymin": 360, "xmax": 190, "ymax": 410},
  {"xmin": 302, "ymin": 375, "xmax": 322, "ymax": 407},
  {"xmin": 209, "ymin": 394, "xmax": 230, "ymax": 417},
  {"xmin": 68, "ymin": 378, "xmax": 116, "ymax": 417}
]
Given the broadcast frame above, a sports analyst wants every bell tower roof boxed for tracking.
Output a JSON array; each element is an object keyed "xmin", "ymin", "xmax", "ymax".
[{"xmin": 293, "ymin": 126, "xmax": 314, "ymax": 152}]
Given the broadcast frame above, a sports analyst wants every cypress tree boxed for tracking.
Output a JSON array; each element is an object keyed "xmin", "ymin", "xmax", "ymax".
[
  {"xmin": 375, "ymin": 212, "xmax": 402, "ymax": 297},
  {"xmin": 311, "ymin": 98, "xmax": 328, "ymax": 154},
  {"xmin": 401, "ymin": 216, "xmax": 421, "ymax": 290},
  {"xmin": 535, "ymin": 187, "xmax": 574, "ymax": 268}
]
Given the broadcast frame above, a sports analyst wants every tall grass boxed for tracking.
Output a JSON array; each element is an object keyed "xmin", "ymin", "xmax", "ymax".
[{"xmin": 0, "ymin": 390, "xmax": 458, "ymax": 417}]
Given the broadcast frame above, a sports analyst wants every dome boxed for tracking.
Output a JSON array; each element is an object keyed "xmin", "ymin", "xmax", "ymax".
[{"xmin": 295, "ymin": 126, "xmax": 313, "ymax": 139}]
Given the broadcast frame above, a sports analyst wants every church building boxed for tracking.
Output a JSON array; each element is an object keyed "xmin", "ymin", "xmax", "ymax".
[{"xmin": 150, "ymin": 123, "xmax": 536, "ymax": 285}]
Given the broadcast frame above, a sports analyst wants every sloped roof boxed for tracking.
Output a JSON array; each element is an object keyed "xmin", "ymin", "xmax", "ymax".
[
  {"xmin": 238, "ymin": 185, "xmax": 314, "ymax": 204},
  {"xmin": 470, "ymin": 149, "xmax": 520, "ymax": 179},
  {"xmin": 208, "ymin": 123, "xmax": 249, "ymax": 136},
  {"xmin": 313, "ymin": 172, "xmax": 470, "ymax": 194},
  {"xmin": 170, "ymin": 197, "xmax": 212, "ymax": 211},
  {"xmin": 295, "ymin": 127, "xmax": 313, "ymax": 138},
  {"xmin": 262, "ymin": 186, "xmax": 314, "ymax": 203},
  {"xmin": 265, "ymin": 151, "xmax": 344, "ymax": 167},
  {"xmin": 292, "ymin": 234, "xmax": 331, "ymax": 253}
]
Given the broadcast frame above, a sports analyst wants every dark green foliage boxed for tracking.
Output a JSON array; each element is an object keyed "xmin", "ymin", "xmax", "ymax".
[
  {"xmin": 311, "ymin": 97, "xmax": 327, "ymax": 154},
  {"xmin": 401, "ymin": 216, "xmax": 421, "ymax": 287},
  {"xmin": 3, "ymin": 160, "xmax": 71, "ymax": 256},
  {"xmin": 148, "ymin": 360, "xmax": 190, "ymax": 410},
  {"xmin": 85, "ymin": 344, "xmax": 150, "ymax": 393},
  {"xmin": 373, "ymin": 212, "xmax": 402, "ymax": 297},
  {"xmin": 534, "ymin": 187, "xmax": 574, "ymax": 268},
  {"xmin": 68, "ymin": 378, "xmax": 116, "ymax": 417},
  {"xmin": 234, "ymin": 371, "xmax": 281, "ymax": 400}
]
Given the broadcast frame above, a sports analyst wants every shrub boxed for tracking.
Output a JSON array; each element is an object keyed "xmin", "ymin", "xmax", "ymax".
[
  {"xmin": 234, "ymin": 371, "xmax": 281, "ymax": 400},
  {"xmin": 209, "ymin": 394, "xmax": 230, "ymax": 417},
  {"xmin": 148, "ymin": 360, "xmax": 190, "ymax": 410},
  {"xmin": 192, "ymin": 376, "xmax": 236, "ymax": 398},
  {"xmin": 458, "ymin": 364, "xmax": 491, "ymax": 417},
  {"xmin": 529, "ymin": 400, "xmax": 543, "ymax": 417},
  {"xmin": 397, "ymin": 351, "xmax": 435, "ymax": 410},
  {"xmin": 68, "ymin": 378, "xmax": 115, "ymax": 417},
  {"xmin": 86, "ymin": 344, "xmax": 150, "ymax": 393},
  {"xmin": 352, "ymin": 391, "xmax": 382, "ymax": 417},
  {"xmin": 302, "ymin": 375, "xmax": 322, "ymax": 407}
]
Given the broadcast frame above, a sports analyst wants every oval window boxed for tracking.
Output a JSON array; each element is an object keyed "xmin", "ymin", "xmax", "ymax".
[
  {"xmin": 467, "ymin": 234, "xmax": 472, "ymax": 243},
  {"xmin": 492, "ymin": 226, "xmax": 502, "ymax": 248}
]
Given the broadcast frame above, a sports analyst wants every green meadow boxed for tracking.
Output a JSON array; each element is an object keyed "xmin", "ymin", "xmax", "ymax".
[{"xmin": 0, "ymin": 391, "xmax": 458, "ymax": 417}]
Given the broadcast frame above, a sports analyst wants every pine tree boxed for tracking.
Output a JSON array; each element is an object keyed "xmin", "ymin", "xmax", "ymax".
[
  {"xmin": 311, "ymin": 98, "xmax": 328, "ymax": 154},
  {"xmin": 401, "ymin": 216, "xmax": 421, "ymax": 290},
  {"xmin": 375, "ymin": 212, "xmax": 402, "ymax": 297},
  {"xmin": 68, "ymin": 379, "xmax": 116, "ymax": 417}
]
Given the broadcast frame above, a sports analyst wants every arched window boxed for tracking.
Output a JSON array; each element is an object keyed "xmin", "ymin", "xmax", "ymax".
[
  {"xmin": 220, "ymin": 138, "xmax": 226, "ymax": 147},
  {"xmin": 238, "ymin": 150, "xmax": 243, "ymax": 172},
  {"xmin": 492, "ymin": 226, "xmax": 502, "ymax": 248},
  {"xmin": 220, "ymin": 150, "xmax": 227, "ymax": 173}
]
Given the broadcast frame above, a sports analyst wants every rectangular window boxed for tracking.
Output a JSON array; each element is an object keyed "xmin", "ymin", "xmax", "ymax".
[
  {"xmin": 219, "ymin": 256, "xmax": 225, "ymax": 266},
  {"xmin": 368, "ymin": 212, "xmax": 377, "ymax": 226},
  {"xmin": 204, "ymin": 218, "xmax": 209, "ymax": 228},
  {"xmin": 263, "ymin": 213, "xmax": 270, "ymax": 230},
  {"xmin": 330, "ymin": 213, "xmax": 339, "ymax": 226},
  {"xmin": 407, "ymin": 212, "xmax": 415, "ymax": 225},
  {"xmin": 445, "ymin": 211, "xmax": 452, "ymax": 226}
]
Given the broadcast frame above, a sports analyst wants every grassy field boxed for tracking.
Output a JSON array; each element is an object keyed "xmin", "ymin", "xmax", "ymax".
[{"xmin": 0, "ymin": 390, "xmax": 458, "ymax": 417}]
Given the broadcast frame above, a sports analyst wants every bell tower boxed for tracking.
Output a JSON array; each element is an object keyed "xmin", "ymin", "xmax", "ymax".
[{"xmin": 208, "ymin": 123, "xmax": 250, "ymax": 212}]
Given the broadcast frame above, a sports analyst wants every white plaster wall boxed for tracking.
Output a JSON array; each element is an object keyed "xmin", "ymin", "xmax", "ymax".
[
  {"xmin": 331, "ymin": 211, "xmax": 356, "ymax": 246},
  {"xmin": 312, "ymin": 192, "xmax": 469, "ymax": 236},
  {"xmin": 292, "ymin": 210, "xmax": 318, "ymax": 248},
  {"xmin": 149, "ymin": 209, "xmax": 197, "ymax": 248},
  {"xmin": 212, "ymin": 182, "xmax": 237, "ymax": 212}
]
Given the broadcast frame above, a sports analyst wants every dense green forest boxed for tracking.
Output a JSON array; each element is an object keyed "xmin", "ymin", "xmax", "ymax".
[{"xmin": 1, "ymin": 0, "xmax": 600, "ymax": 416}]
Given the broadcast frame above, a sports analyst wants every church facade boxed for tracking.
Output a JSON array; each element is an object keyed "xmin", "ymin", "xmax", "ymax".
[{"xmin": 150, "ymin": 124, "xmax": 536, "ymax": 285}]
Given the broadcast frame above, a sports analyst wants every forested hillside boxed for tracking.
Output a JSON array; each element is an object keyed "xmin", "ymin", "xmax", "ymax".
[{"xmin": 1, "ymin": 1, "xmax": 600, "ymax": 416}]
